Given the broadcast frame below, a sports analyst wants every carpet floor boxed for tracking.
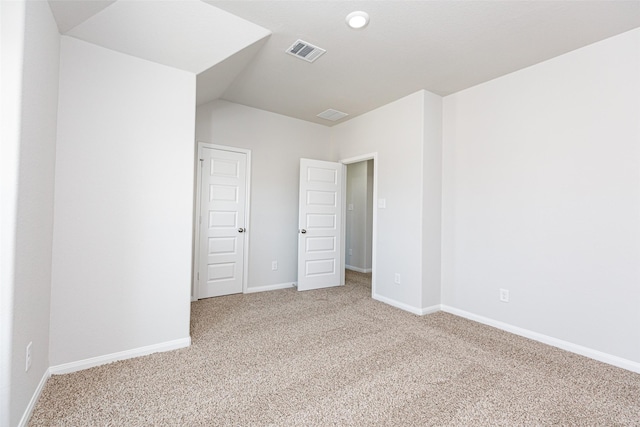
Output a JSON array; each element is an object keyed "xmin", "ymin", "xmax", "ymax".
[{"xmin": 30, "ymin": 271, "xmax": 640, "ymax": 426}]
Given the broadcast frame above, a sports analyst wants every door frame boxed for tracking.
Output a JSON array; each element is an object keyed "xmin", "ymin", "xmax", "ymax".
[
  {"xmin": 340, "ymin": 153, "xmax": 377, "ymax": 297},
  {"xmin": 193, "ymin": 142, "xmax": 252, "ymax": 299}
]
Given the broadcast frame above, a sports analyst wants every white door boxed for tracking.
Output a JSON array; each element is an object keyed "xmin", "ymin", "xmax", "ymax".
[
  {"xmin": 297, "ymin": 158, "xmax": 345, "ymax": 291},
  {"xmin": 198, "ymin": 147, "xmax": 247, "ymax": 298}
]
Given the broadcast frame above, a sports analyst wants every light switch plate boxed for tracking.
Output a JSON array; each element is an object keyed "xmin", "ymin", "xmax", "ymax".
[{"xmin": 378, "ymin": 199, "xmax": 386, "ymax": 209}]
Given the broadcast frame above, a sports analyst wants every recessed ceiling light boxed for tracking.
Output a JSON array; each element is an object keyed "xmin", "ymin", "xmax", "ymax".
[{"xmin": 346, "ymin": 11, "xmax": 369, "ymax": 29}]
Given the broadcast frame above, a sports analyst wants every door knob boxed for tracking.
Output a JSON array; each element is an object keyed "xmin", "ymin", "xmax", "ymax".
[
  {"xmin": 300, "ymin": 229, "xmax": 307, "ymax": 234},
  {"xmin": 238, "ymin": 228, "xmax": 245, "ymax": 233}
]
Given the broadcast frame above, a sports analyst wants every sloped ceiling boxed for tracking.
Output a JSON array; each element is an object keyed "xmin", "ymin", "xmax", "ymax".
[
  {"xmin": 48, "ymin": 0, "xmax": 117, "ymax": 33},
  {"xmin": 207, "ymin": 0, "xmax": 640, "ymax": 125},
  {"xmin": 64, "ymin": 0, "xmax": 270, "ymax": 74},
  {"xmin": 48, "ymin": 1, "xmax": 640, "ymax": 126},
  {"xmin": 196, "ymin": 37, "xmax": 269, "ymax": 106}
]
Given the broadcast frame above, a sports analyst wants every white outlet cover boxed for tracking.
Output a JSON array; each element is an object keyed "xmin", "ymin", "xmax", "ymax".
[{"xmin": 378, "ymin": 199, "xmax": 386, "ymax": 209}]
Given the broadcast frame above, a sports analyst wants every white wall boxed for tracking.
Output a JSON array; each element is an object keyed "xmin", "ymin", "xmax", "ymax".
[
  {"xmin": 195, "ymin": 100, "xmax": 331, "ymax": 291},
  {"xmin": 50, "ymin": 37, "xmax": 195, "ymax": 366},
  {"xmin": 331, "ymin": 91, "xmax": 440, "ymax": 313},
  {"xmin": 1, "ymin": 2, "xmax": 26, "ymax": 425},
  {"xmin": 1, "ymin": 2, "xmax": 60, "ymax": 425},
  {"xmin": 442, "ymin": 28, "xmax": 640, "ymax": 364}
]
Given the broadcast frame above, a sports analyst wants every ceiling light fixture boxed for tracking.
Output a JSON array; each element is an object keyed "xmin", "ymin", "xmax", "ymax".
[{"xmin": 346, "ymin": 11, "xmax": 369, "ymax": 29}]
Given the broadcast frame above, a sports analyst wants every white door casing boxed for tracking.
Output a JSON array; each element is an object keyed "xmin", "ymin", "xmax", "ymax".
[
  {"xmin": 297, "ymin": 158, "xmax": 345, "ymax": 291},
  {"xmin": 196, "ymin": 146, "xmax": 249, "ymax": 298}
]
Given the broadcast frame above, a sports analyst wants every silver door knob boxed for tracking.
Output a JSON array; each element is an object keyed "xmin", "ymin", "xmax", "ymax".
[
  {"xmin": 238, "ymin": 228, "xmax": 245, "ymax": 233},
  {"xmin": 300, "ymin": 229, "xmax": 307, "ymax": 234}
]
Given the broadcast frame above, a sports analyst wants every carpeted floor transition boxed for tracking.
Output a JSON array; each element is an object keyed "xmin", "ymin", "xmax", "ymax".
[{"xmin": 30, "ymin": 270, "xmax": 639, "ymax": 426}]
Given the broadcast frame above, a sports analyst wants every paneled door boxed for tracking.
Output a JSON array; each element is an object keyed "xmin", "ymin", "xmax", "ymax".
[
  {"xmin": 297, "ymin": 158, "xmax": 345, "ymax": 291},
  {"xmin": 197, "ymin": 147, "xmax": 248, "ymax": 298}
]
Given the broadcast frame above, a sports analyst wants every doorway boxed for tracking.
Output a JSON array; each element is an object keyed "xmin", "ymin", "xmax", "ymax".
[
  {"xmin": 341, "ymin": 153, "xmax": 377, "ymax": 297},
  {"xmin": 345, "ymin": 160, "xmax": 373, "ymax": 273}
]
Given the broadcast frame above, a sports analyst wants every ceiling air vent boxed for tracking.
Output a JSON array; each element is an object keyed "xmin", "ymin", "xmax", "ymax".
[
  {"xmin": 317, "ymin": 109, "xmax": 349, "ymax": 122},
  {"xmin": 286, "ymin": 39, "xmax": 326, "ymax": 63}
]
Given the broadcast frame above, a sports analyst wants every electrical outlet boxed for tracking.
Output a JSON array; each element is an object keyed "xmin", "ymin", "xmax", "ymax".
[
  {"xmin": 26, "ymin": 342, "xmax": 32, "ymax": 372},
  {"xmin": 499, "ymin": 288, "xmax": 509, "ymax": 303},
  {"xmin": 348, "ymin": 248, "xmax": 353, "ymax": 256},
  {"xmin": 271, "ymin": 261, "xmax": 278, "ymax": 271},
  {"xmin": 394, "ymin": 273, "xmax": 401, "ymax": 284}
]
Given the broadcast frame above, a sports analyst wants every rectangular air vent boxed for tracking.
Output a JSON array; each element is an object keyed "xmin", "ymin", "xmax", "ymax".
[
  {"xmin": 317, "ymin": 109, "xmax": 349, "ymax": 122},
  {"xmin": 286, "ymin": 39, "xmax": 326, "ymax": 63}
]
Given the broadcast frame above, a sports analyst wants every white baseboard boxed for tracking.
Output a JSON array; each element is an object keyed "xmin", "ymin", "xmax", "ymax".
[
  {"xmin": 373, "ymin": 294, "xmax": 438, "ymax": 316},
  {"xmin": 346, "ymin": 265, "xmax": 372, "ymax": 273},
  {"xmin": 420, "ymin": 304, "xmax": 441, "ymax": 315},
  {"xmin": 245, "ymin": 282, "xmax": 296, "ymax": 294},
  {"xmin": 49, "ymin": 337, "xmax": 191, "ymax": 375},
  {"xmin": 441, "ymin": 305, "xmax": 640, "ymax": 374},
  {"xmin": 18, "ymin": 368, "xmax": 50, "ymax": 427}
]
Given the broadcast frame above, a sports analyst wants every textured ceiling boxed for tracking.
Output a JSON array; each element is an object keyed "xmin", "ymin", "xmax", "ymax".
[{"xmin": 48, "ymin": 1, "xmax": 640, "ymax": 126}]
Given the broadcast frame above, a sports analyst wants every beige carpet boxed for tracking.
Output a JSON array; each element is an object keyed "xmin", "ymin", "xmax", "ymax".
[{"xmin": 30, "ymin": 271, "xmax": 640, "ymax": 426}]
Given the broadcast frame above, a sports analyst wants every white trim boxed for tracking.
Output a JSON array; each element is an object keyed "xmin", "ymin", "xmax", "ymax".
[
  {"xmin": 345, "ymin": 265, "xmax": 372, "ymax": 273},
  {"xmin": 340, "ymin": 153, "xmax": 378, "ymax": 165},
  {"xmin": 192, "ymin": 145, "xmax": 204, "ymax": 300},
  {"xmin": 373, "ymin": 293, "xmax": 432, "ymax": 316},
  {"xmin": 193, "ymin": 143, "xmax": 251, "ymax": 300},
  {"xmin": 340, "ymin": 153, "xmax": 378, "ymax": 298},
  {"xmin": 420, "ymin": 304, "xmax": 441, "ymax": 315},
  {"xmin": 49, "ymin": 337, "xmax": 191, "ymax": 375},
  {"xmin": 244, "ymin": 282, "xmax": 296, "ymax": 294},
  {"xmin": 341, "ymin": 163, "xmax": 347, "ymax": 287},
  {"xmin": 441, "ymin": 305, "xmax": 640, "ymax": 374},
  {"xmin": 17, "ymin": 369, "xmax": 50, "ymax": 427}
]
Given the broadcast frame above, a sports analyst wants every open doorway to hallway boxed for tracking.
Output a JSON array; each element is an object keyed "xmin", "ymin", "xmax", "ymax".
[{"xmin": 345, "ymin": 159, "xmax": 374, "ymax": 292}]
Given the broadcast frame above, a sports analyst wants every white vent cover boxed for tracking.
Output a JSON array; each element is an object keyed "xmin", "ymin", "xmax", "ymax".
[
  {"xmin": 286, "ymin": 39, "xmax": 326, "ymax": 63},
  {"xmin": 317, "ymin": 109, "xmax": 349, "ymax": 122}
]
